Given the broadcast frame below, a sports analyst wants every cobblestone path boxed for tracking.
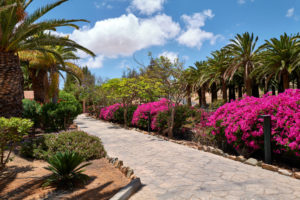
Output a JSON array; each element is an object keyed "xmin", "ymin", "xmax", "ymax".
[{"xmin": 75, "ymin": 114, "xmax": 300, "ymax": 200}]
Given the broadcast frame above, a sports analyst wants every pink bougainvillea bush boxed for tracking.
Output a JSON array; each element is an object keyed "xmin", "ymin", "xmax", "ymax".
[
  {"xmin": 131, "ymin": 98, "xmax": 170, "ymax": 130},
  {"xmin": 99, "ymin": 103, "xmax": 121, "ymax": 121},
  {"xmin": 206, "ymin": 89, "xmax": 300, "ymax": 157}
]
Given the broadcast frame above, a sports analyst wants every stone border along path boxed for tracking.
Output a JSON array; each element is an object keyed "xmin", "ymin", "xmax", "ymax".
[{"xmin": 75, "ymin": 114, "xmax": 300, "ymax": 200}]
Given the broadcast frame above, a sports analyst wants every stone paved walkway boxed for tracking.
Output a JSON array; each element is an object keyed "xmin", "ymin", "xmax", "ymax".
[{"xmin": 75, "ymin": 114, "xmax": 300, "ymax": 200}]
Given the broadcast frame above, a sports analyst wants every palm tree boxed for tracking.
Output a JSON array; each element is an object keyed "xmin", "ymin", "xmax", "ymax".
[
  {"xmin": 0, "ymin": 0, "xmax": 94, "ymax": 117},
  {"xmin": 20, "ymin": 44, "xmax": 90, "ymax": 104},
  {"xmin": 225, "ymin": 32, "xmax": 262, "ymax": 97},
  {"xmin": 255, "ymin": 33, "xmax": 300, "ymax": 92},
  {"xmin": 206, "ymin": 49, "xmax": 231, "ymax": 102},
  {"xmin": 189, "ymin": 61, "xmax": 208, "ymax": 107}
]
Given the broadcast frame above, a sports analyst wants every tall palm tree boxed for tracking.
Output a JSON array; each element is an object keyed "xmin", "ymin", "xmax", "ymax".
[
  {"xmin": 225, "ymin": 32, "xmax": 262, "ymax": 96},
  {"xmin": 189, "ymin": 61, "xmax": 208, "ymax": 107},
  {"xmin": 206, "ymin": 49, "xmax": 231, "ymax": 102},
  {"xmin": 254, "ymin": 33, "xmax": 300, "ymax": 92},
  {"xmin": 0, "ymin": 0, "xmax": 94, "ymax": 117}
]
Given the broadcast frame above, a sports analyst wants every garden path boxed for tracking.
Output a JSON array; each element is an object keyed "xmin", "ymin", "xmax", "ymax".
[{"xmin": 75, "ymin": 114, "xmax": 300, "ymax": 200}]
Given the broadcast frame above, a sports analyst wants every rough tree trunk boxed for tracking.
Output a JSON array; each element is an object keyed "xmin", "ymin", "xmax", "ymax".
[
  {"xmin": 272, "ymin": 86, "xmax": 276, "ymax": 95},
  {"xmin": 197, "ymin": 88, "xmax": 202, "ymax": 107},
  {"xmin": 297, "ymin": 76, "xmax": 300, "ymax": 89},
  {"xmin": 252, "ymin": 80, "xmax": 259, "ymax": 97},
  {"xmin": 282, "ymin": 69, "xmax": 289, "ymax": 90},
  {"xmin": 229, "ymin": 85, "xmax": 236, "ymax": 101},
  {"xmin": 201, "ymin": 86, "xmax": 207, "ymax": 107},
  {"xmin": 29, "ymin": 68, "xmax": 48, "ymax": 103},
  {"xmin": 186, "ymin": 84, "xmax": 192, "ymax": 107},
  {"xmin": 221, "ymin": 79, "xmax": 227, "ymax": 102},
  {"xmin": 238, "ymin": 84, "xmax": 243, "ymax": 98},
  {"xmin": 211, "ymin": 83, "xmax": 218, "ymax": 103},
  {"xmin": 0, "ymin": 52, "xmax": 24, "ymax": 117},
  {"xmin": 168, "ymin": 105, "xmax": 175, "ymax": 138}
]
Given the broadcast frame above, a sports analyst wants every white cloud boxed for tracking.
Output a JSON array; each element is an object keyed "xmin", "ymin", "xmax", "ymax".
[
  {"xmin": 286, "ymin": 8, "xmax": 295, "ymax": 18},
  {"xmin": 177, "ymin": 10, "xmax": 221, "ymax": 49},
  {"xmin": 69, "ymin": 13, "xmax": 180, "ymax": 57},
  {"xmin": 128, "ymin": 0, "xmax": 166, "ymax": 15},
  {"xmin": 158, "ymin": 51, "xmax": 178, "ymax": 62},
  {"xmin": 79, "ymin": 55, "xmax": 105, "ymax": 69},
  {"xmin": 238, "ymin": 0, "xmax": 246, "ymax": 4}
]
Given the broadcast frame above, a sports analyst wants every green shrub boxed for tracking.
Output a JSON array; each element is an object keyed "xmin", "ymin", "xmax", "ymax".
[
  {"xmin": 0, "ymin": 117, "xmax": 33, "ymax": 171},
  {"xmin": 22, "ymin": 99, "xmax": 42, "ymax": 128},
  {"xmin": 156, "ymin": 105, "xmax": 194, "ymax": 137},
  {"xmin": 113, "ymin": 105, "xmax": 137, "ymax": 126},
  {"xmin": 20, "ymin": 131, "xmax": 106, "ymax": 160},
  {"xmin": 41, "ymin": 91, "xmax": 82, "ymax": 132},
  {"xmin": 43, "ymin": 151, "xmax": 91, "ymax": 188}
]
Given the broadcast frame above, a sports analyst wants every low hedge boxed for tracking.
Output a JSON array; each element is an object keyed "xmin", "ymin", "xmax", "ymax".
[{"xmin": 20, "ymin": 131, "xmax": 106, "ymax": 161}]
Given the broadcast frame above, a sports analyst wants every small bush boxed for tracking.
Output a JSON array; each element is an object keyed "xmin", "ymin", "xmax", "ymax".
[
  {"xmin": 0, "ymin": 117, "xmax": 33, "ymax": 171},
  {"xmin": 99, "ymin": 103, "xmax": 121, "ymax": 121},
  {"xmin": 156, "ymin": 105, "xmax": 194, "ymax": 137},
  {"xmin": 20, "ymin": 131, "xmax": 106, "ymax": 160},
  {"xmin": 22, "ymin": 99, "xmax": 42, "ymax": 128},
  {"xmin": 43, "ymin": 151, "xmax": 91, "ymax": 188},
  {"xmin": 113, "ymin": 105, "xmax": 137, "ymax": 126},
  {"xmin": 41, "ymin": 91, "xmax": 82, "ymax": 132}
]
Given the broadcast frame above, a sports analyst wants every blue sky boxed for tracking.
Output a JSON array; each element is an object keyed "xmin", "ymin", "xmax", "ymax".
[{"xmin": 28, "ymin": 0, "xmax": 300, "ymax": 80}]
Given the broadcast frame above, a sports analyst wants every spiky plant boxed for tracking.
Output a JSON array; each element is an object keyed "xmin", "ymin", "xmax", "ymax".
[{"xmin": 43, "ymin": 151, "xmax": 91, "ymax": 188}]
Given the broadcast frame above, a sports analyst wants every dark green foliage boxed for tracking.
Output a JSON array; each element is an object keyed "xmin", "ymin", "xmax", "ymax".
[
  {"xmin": 43, "ymin": 151, "xmax": 91, "ymax": 188},
  {"xmin": 156, "ymin": 105, "xmax": 194, "ymax": 137},
  {"xmin": 113, "ymin": 105, "xmax": 137, "ymax": 126},
  {"xmin": 41, "ymin": 91, "xmax": 82, "ymax": 132},
  {"xmin": 20, "ymin": 131, "xmax": 106, "ymax": 161},
  {"xmin": 22, "ymin": 99, "xmax": 42, "ymax": 128}
]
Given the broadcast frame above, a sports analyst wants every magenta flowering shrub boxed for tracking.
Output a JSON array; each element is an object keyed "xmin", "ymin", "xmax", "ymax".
[
  {"xmin": 99, "ymin": 103, "xmax": 121, "ymax": 121},
  {"xmin": 131, "ymin": 98, "xmax": 170, "ymax": 130},
  {"xmin": 206, "ymin": 89, "xmax": 300, "ymax": 157}
]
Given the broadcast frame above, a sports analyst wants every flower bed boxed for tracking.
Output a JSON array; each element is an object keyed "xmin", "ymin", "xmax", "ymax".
[
  {"xmin": 206, "ymin": 89, "xmax": 300, "ymax": 157},
  {"xmin": 131, "ymin": 98, "xmax": 170, "ymax": 130},
  {"xmin": 99, "ymin": 103, "xmax": 122, "ymax": 121}
]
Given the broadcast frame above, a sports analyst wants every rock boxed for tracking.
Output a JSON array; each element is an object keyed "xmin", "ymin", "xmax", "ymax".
[
  {"xmin": 202, "ymin": 146, "xmax": 208, "ymax": 152},
  {"xmin": 207, "ymin": 146, "xmax": 214, "ymax": 152},
  {"xmin": 213, "ymin": 149, "xmax": 224, "ymax": 156},
  {"xmin": 278, "ymin": 169, "xmax": 292, "ymax": 176},
  {"xmin": 294, "ymin": 172, "xmax": 300, "ymax": 179},
  {"xmin": 126, "ymin": 169, "xmax": 134, "ymax": 178},
  {"xmin": 111, "ymin": 158, "xmax": 118, "ymax": 164},
  {"xmin": 228, "ymin": 155, "xmax": 237, "ymax": 160},
  {"xmin": 115, "ymin": 160, "xmax": 123, "ymax": 168},
  {"xmin": 130, "ymin": 174, "xmax": 137, "ymax": 180},
  {"xmin": 257, "ymin": 161, "xmax": 263, "ymax": 167},
  {"xmin": 244, "ymin": 158, "xmax": 258, "ymax": 166},
  {"xmin": 121, "ymin": 166, "xmax": 129, "ymax": 174},
  {"xmin": 197, "ymin": 145, "xmax": 203, "ymax": 150},
  {"xmin": 236, "ymin": 156, "xmax": 246, "ymax": 162},
  {"xmin": 261, "ymin": 163, "xmax": 278, "ymax": 172}
]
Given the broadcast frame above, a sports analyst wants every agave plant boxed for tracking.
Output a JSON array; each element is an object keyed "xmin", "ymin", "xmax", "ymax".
[{"xmin": 44, "ymin": 151, "xmax": 91, "ymax": 188}]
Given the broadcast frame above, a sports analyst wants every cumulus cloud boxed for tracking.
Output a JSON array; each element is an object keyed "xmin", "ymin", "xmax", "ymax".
[
  {"xmin": 79, "ymin": 55, "xmax": 105, "ymax": 69},
  {"xmin": 177, "ymin": 10, "xmax": 221, "ymax": 49},
  {"xmin": 158, "ymin": 51, "xmax": 178, "ymax": 62},
  {"xmin": 128, "ymin": 0, "xmax": 166, "ymax": 15},
  {"xmin": 69, "ymin": 13, "xmax": 180, "ymax": 57},
  {"xmin": 286, "ymin": 8, "xmax": 295, "ymax": 18},
  {"xmin": 238, "ymin": 0, "xmax": 246, "ymax": 4}
]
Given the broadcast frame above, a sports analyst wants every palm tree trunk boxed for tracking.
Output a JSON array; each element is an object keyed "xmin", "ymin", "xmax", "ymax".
[
  {"xmin": 229, "ymin": 85, "xmax": 236, "ymax": 101},
  {"xmin": 29, "ymin": 68, "xmax": 48, "ymax": 103},
  {"xmin": 0, "ymin": 52, "xmax": 23, "ymax": 117},
  {"xmin": 221, "ymin": 79, "xmax": 227, "ymax": 102},
  {"xmin": 201, "ymin": 86, "xmax": 207, "ymax": 107},
  {"xmin": 297, "ymin": 76, "xmax": 300, "ymax": 89},
  {"xmin": 282, "ymin": 69, "xmax": 289, "ymax": 90},
  {"xmin": 186, "ymin": 84, "xmax": 192, "ymax": 107},
  {"xmin": 245, "ymin": 77, "xmax": 252, "ymax": 96},
  {"xmin": 238, "ymin": 84, "xmax": 243, "ymax": 98},
  {"xmin": 278, "ymin": 78, "xmax": 284, "ymax": 93},
  {"xmin": 272, "ymin": 86, "xmax": 276, "ymax": 95},
  {"xmin": 197, "ymin": 88, "xmax": 202, "ymax": 106},
  {"xmin": 49, "ymin": 67, "xmax": 59, "ymax": 104},
  {"xmin": 211, "ymin": 83, "xmax": 218, "ymax": 103},
  {"xmin": 252, "ymin": 80, "xmax": 259, "ymax": 97}
]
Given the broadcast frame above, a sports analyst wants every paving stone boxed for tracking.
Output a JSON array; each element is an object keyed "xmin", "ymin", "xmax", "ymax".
[
  {"xmin": 75, "ymin": 114, "xmax": 300, "ymax": 200},
  {"xmin": 244, "ymin": 158, "xmax": 258, "ymax": 166}
]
